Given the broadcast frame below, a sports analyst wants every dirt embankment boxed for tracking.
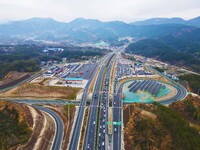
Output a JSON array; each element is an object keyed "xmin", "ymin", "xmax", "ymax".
[
  {"xmin": 18, "ymin": 106, "xmax": 55, "ymax": 150},
  {"xmin": 0, "ymin": 71, "xmax": 31, "ymax": 90},
  {"xmin": 0, "ymin": 83, "xmax": 81, "ymax": 100}
]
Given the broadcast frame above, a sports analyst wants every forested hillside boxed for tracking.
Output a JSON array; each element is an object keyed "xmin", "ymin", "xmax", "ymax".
[
  {"xmin": 123, "ymin": 97, "xmax": 200, "ymax": 150},
  {"xmin": 126, "ymin": 28, "xmax": 200, "ymax": 72}
]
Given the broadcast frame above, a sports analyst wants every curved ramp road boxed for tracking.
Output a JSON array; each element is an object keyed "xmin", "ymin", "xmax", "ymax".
[
  {"xmin": 35, "ymin": 106, "xmax": 64, "ymax": 150},
  {"xmin": 113, "ymin": 78, "xmax": 187, "ymax": 150}
]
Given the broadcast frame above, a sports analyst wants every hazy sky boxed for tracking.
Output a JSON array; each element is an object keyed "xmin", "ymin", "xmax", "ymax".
[{"xmin": 0, "ymin": 0, "xmax": 200, "ymax": 22}]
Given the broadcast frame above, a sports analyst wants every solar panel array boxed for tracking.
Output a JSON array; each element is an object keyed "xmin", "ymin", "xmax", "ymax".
[{"xmin": 128, "ymin": 80, "xmax": 166, "ymax": 97}]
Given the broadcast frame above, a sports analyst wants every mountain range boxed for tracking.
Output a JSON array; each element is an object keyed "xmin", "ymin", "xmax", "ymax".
[
  {"xmin": 0, "ymin": 16, "xmax": 199, "ymax": 42},
  {"xmin": 131, "ymin": 16, "xmax": 200, "ymax": 27}
]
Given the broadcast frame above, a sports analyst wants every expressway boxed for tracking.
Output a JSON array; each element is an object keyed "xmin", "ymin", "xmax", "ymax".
[
  {"xmin": 84, "ymin": 54, "xmax": 114, "ymax": 150},
  {"xmin": 112, "ymin": 60, "xmax": 123, "ymax": 150},
  {"xmin": 68, "ymin": 62, "xmax": 99, "ymax": 150},
  {"xmin": 35, "ymin": 106, "xmax": 64, "ymax": 150},
  {"xmin": 97, "ymin": 54, "xmax": 116, "ymax": 149},
  {"xmin": 112, "ymin": 88, "xmax": 123, "ymax": 150}
]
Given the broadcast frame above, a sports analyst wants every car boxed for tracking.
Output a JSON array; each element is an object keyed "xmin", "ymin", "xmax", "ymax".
[
  {"xmin": 103, "ymin": 125, "xmax": 105, "ymax": 128},
  {"xmin": 87, "ymin": 144, "xmax": 90, "ymax": 148},
  {"xmin": 114, "ymin": 128, "xmax": 117, "ymax": 132},
  {"xmin": 102, "ymin": 142, "xmax": 105, "ymax": 146},
  {"xmin": 99, "ymin": 133, "xmax": 101, "ymax": 136},
  {"xmin": 93, "ymin": 121, "xmax": 96, "ymax": 125}
]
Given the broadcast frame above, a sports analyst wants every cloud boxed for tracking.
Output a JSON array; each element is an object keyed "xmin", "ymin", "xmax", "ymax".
[{"xmin": 0, "ymin": 0, "xmax": 200, "ymax": 22}]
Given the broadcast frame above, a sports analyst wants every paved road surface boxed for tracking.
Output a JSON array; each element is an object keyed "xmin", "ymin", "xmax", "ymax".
[
  {"xmin": 84, "ymin": 54, "xmax": 113, "ymax": 150},
  {"xmin": 69, "ymin": 63, "xmax": 99, "ymax": 150},
  {"xmin": 35, "ymin": 106, "xmax": 64, "ymax": 150}
]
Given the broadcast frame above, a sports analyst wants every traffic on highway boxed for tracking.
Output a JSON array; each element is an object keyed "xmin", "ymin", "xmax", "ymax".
[{"xmin": 24, "ymin": 46, "xmax": 188, "ymax": 150}]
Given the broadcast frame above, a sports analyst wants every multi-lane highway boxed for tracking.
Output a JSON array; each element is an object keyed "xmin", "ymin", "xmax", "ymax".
[
  {"xmin": 112, "ymin": 59, "xmax": 123, "ymax": 150},
  {"xmin": 35, "ymin": 106, "xmax": 64, "ymax": 150},
  {"xmin": 69, "ymin": 62, "xmax": 99, "ymax": 150},
  {"xmin": 84, "ymin": 54, "xmax": 114, "ymax": 150},
  {"xmin": 97, "ymin": 54, "xmax": 116, "ymax": 150},
  {"xmin": 112, "ymin": 88, "xmax": 123, "ymax": 150}
]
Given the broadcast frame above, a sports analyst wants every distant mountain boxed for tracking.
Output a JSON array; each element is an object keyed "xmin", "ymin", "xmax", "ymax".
[
  {"xmin": 0, "ymin": 17, "xmax": 199, "ymax": 42},
  {"xmin": 0, "ymin": 17, "xmax": 135, "ymax": 42},
  {"xmin": 0, "ymin": 17, "xmax": 67, "ymax": 39},
  {"xmin": 187, "ymin": 16, "xmax": 200, "ymax": 27},
  {"xmin": 131, "ymin": 16, "xmax": 200, "ymax": 27},
  {"xmin": 131, "ymin": 17, "xmax": 185, "ymax": 26}
]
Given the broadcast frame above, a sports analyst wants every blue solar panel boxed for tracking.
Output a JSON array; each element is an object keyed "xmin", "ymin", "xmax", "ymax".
[
  {"xmin": 146, "ymin": 81, "xmax": 155, "ymax": 92},
  {"xmin": 151, "ymin": 83, "xmax": 159, "ymax": 94},
  {"xmin": 128, "ymin": 80, "xmax": 137, "ymax": 88},
  {"xmin": 129, "ymin": 81, "xmax": 139, "ymax": 92},
  {"xmin": 140, "ymin": 80, "xmax": 149, "ymax": 91},
  {"xmin": 133, "ymin": 81, "xmax": 143, "ymax": 93},
  {"xmin": 144, "ymin": 80, "xmax": 153, "ymax": 91},
  {"xmin": 129, "ymin": 81, "xmax": 141, "ymax": 92},
  {"xmin": 138, "ymin": 80, "xmax": 146, "ymax": 90}
]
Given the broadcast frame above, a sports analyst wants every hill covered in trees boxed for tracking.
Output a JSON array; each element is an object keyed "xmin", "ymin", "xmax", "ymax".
[
  {"xmin": 126, "ymin": 28, "xmax": 200, "ymax": 72},
  {"xmin": 123, "ymin": 96, "xmax": 200, "ymax": 150},
  {"xmin": 179, "ymin": 74, "xmax": 200, "ymax": 94},
  {"xmin": 0, "ymin": 101, "xmax": 32, "ymax": 149}
]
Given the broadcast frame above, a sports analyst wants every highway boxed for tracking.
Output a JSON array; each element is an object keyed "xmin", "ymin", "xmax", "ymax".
[
  {"xmin": 84, "ymin": 54, "xmax": 114, "ymax": 150},
  {"xmin": 68, "ymin": 62, "xmax": 99, "ymax": 150},
  {"xmin": 35, "ymin": 106, "xmax": 64, "ymax": 150},
  {"xmin": 112, "ymin": 89, "xmax": 123, "ymax": 150},
  {"xmin": 112, "ymin": 59, "xmax": 123, "ymax": 150},
  {"xmin": 97, "ymin": 54, "xmax": 116, "ymax": 149}
]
